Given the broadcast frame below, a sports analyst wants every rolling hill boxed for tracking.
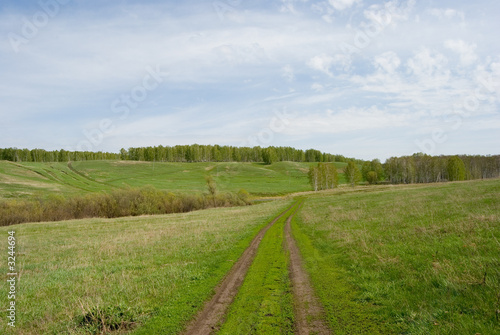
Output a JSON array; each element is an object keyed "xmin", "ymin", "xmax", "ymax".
[{"xmin": 0, "ymin": 160, "xmax": 348, "ymax": 199}]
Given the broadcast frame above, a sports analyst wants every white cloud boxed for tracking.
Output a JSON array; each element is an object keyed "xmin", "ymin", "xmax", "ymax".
[
  {"xmin": 284, "ymin": 106, "xmax": 413, "ymax": 135},
  {"xmin": 444, "ymin": 39, "xmax": 477, "ymax": 66},
  {"xmin": 328, "ymin": 0, "xmax": 360, "ymax": 11},
  {"xmin": 311, "ymin": 2, "xmax": 335, "ymax": 23},
  {"xmin": 311, "ymin": 83, "xmax": 324, "ymax": 92},
  {"xmin": 280, "ymin": 0, "xmax": 298, "ymax": 14},
  {"xmin": 364, "ymin": 0, "xmax": 416, "ymax": 26},
  {"xmin": 282, "ymin": 64, "xmax": 295, "ymax": 82},
  {"xmin": 308, "ymin": 54, "xmax": 335, "ymax": 76},
  {"xmin": 470, "ymin": 118, "xmax": 500, "ymax": 131},
  {"xmin": 429, "ymin": 8, "xmax": 465, "ymax": 21},
  {"xmin": 374, "ymin": 51, "xmax": 401, "ymax": 73},
  {"xmin": 307, "ymin": 53, "xmax": 350, "ymax": 76},
  {"xmin": 212, "ymin": 43, "xmax": 268, "ymax": 66},
  {"xmin": 473, "ymin": 62, "xmax": 500, "ymax": 102},
  {"xmin": 406, "ymin": 48, "xmax": 449, "ymax": 80},
  {"xmin": 326, "ymin": 106, "xmax": 412, "ymax": 130}
]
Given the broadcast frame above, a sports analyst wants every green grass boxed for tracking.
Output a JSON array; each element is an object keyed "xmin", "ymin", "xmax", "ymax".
[
  {"xmin": 3, "ymin": 159, "xmax": 495, "ymax": 334},
  {"xmin": 291, "ymin": 209, "xmax": 391, "ymax": 334},
  {"xmin": 70, "ymin": 160, "xmax": 345, "ymax": 196},
  {"xmin": 0, "ymin": 160, "xmax": 348, "ymax": 199},
  {"xmin": 0, "ymin": 161, "xmax": 114, "ymax": 199},
  {"xmin": 294, "ymin": 179, "xmax": 500, "ymax": 334},
  {"xmin": 218, "ymin": 201, "xmax": 302, "ymax": 335},
  {"xmin": 0, "ymin": 200, "xmax": 292, "ymax": 334}
]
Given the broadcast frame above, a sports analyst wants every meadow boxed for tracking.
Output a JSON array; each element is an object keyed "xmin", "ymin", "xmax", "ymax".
[
  {"xmin": 0, "ymin": 200, "xmax": 291, "ymax": 334},
  {"xmin": 293, "ymin": 179, "xmax": 500, "ymax": 334},
  {"xmin": 0, "ymin": 158, "xmax": 498, "ymax": 334},
  {"xmin": 0, "ymin": 160, "xmax": 347, "ymax": 200}
]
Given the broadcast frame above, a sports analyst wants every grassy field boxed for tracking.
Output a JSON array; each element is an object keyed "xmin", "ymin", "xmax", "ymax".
[
  {"xmin": 0, "ymin": 160, "xmax": 348, "ymax": 199},
  {"xmin": 0, "ymin": 161, "xmax": 114, "ymax": 199},
  {"xmin": 1, "ymin": 158, "xmax": 498, "ymax": 334},
  {"xmin": 294, "ymin": 179, "xmax": 500, "ymax": 334},
  {"xmin": 0, "ymin": 200, "xmax": 292, "ymax": 334}
]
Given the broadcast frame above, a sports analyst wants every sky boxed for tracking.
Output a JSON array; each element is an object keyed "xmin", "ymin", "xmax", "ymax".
[{"xmin": 1, "ymin": 0, "xmax": 499, "ymax": 160}]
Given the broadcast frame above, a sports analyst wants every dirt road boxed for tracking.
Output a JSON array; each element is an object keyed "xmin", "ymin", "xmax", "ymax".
[
  {"xmin": 183, "ymin": 201, "xmax": 330, "ymax": 334},
  {"xmin": 183, "ymin": 203, "xmax": 296, "ymax": 335}
]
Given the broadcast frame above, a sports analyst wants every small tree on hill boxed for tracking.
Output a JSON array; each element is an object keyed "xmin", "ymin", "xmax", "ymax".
[
  {"xmin": 205, "ymin": 175, "xmax": 217, "ymax": 206},
  {"xmin": 362, "ymin": 159, "xmax": 384, "ymax": 184},
  {"xmin": 309, "ymin": 163, "xmax": 338, "ymax": 191},
  {"xmin": 344, "ymin": 161, "xmax": 361, "ymax": 186}
]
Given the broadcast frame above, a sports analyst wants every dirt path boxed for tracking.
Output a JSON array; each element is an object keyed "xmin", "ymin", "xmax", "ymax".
[
  {"xmin": 285, "ymin": 207, "xmax": 331, "ymax": 335},
  {"xmin": 183, "ymin": 203, "xmax": 296, "ymax": 335}
]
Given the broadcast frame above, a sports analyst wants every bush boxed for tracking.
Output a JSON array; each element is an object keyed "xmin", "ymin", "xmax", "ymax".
[
  {"xmin": 366, "ymin": 171, "xmax": 378, "ymax": 184},
  {"xmin": 237, "ymin": 189, "xmax": 250, "ymax": 204},
  {"xmin": 0, "ymin": 187, "xmax": 249, "ymax": 226}
]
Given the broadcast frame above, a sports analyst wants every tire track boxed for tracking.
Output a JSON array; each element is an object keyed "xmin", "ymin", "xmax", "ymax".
[
  {"xmin": 285, "ymin": 204, "xmax": 331, "ymax": 335},
  {"xmin": 183, "ymin": 202, "xmax": 298, "ymax": 335}
]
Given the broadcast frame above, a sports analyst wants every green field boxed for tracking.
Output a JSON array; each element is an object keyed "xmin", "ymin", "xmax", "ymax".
[
  {"xmin": 0, "ymin": 159, "xmax": 498, "ymax": 334},
  {"xmin": 294, "ymin": 180, "xmax": 500, "ymax": 334},
  {"xmin": 0, "ymin": 200, "xmax": 292, "ymax": 334},
  {"xmin": 0, "ymin": 160, "xmax": 348, "ymax": 199}
]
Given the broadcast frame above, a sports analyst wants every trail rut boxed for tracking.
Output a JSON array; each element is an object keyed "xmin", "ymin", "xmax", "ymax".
[{"xmin": 285, "ymin": 207, "xmax": 331, "ymax": 335}]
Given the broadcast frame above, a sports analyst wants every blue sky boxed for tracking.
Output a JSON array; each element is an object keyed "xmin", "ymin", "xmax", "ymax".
[{"xmin": 1, "ymin": 0, "xmax": 499, "ymax": 160}]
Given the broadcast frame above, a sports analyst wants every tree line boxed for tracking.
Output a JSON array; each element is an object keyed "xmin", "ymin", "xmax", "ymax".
[
  {"xmin": 0, "ymin": 148, "xmax": 119, "ymax": 162},
  {"xmin": 383, "ymin": 153, "xmax": 500, "ymax": 184},
  {"xmin": 0, "ymin": 145, "xmax": 359, "ymax": 164},
  {"xmin": 124, "ymin": 145, "xmax": 359, "ymax": 164},
  {"xmin": 308, "ymin": 154, "xmax": 500, "ymax": 191}
]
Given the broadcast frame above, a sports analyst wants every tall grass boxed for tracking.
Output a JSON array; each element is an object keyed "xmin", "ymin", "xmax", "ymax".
[{"xmin": 0, "ymin": 186, "xmax": 250, "ymax": 226}]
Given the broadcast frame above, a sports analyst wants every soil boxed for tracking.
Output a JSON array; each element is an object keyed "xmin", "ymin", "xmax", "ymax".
[{"xmin": 285, "ymin": 207, "xmax": 331, "ymax": 335}]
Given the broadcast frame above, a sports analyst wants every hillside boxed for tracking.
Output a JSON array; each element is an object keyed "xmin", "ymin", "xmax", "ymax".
[{"xmin": 0, "ymin": 160, "xmax": 348, "ymax": 199}]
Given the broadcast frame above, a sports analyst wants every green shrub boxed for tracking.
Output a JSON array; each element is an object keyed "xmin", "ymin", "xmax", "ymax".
[
  {"xmin": 0, "ymin": 187, "xmax": 248, "ymax": 226},
  {"xmin": 237, "ymin": 189, "xmax": 250, "ymax": 204}
]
